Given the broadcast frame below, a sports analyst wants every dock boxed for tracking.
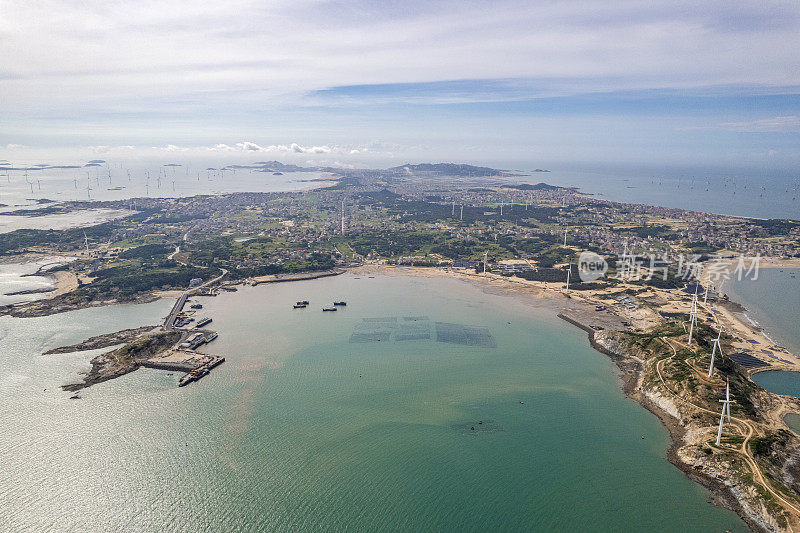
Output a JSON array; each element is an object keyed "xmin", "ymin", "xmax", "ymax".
[
  {"xmin": 178, "ymin": 356, "xmax": 225, "ymax": 387},
  {"xmin": 143, "ymin": 348, "xmax": 225, "ymax": 387},
  {"xmin": 164, "ymin": 293, "xmax": 188, "ymax": 329}
]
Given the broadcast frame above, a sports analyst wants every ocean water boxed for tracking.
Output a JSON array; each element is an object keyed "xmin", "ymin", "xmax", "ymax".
[
  {"xmin": 726, "ymin": 268, "xmax": 800, "ymax": 356},
  {"xmin": 0, "ymin": 165, "xmax": 335, "ymax": 214},
  {"xmin": 0, "ymin": 274, "xmax": 748, "ymax": 531},
  {"xmin": 515, "ymin": 167, "xmax": 800, "ymax": 220},
  {"xmin": 0, "ymin": 208, "xmax": 131, "ymax": 234},
  {"xmin": 0, "ymin": 259, "xmax": 61, "ymax": 306}
]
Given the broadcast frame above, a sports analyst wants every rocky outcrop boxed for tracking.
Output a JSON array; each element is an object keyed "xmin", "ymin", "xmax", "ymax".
[{"xmin": 44, "ymin": 325, "xmax": 158, "ymax": 354}]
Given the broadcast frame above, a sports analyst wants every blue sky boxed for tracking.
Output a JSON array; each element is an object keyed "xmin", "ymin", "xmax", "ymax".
[{"xmin": 1, "ymin": 0, "xmax": 799, "ymax": 170}]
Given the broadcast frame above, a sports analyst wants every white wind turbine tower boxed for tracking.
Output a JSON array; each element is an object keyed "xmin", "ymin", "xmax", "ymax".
[
  {"xmin": 688, "ymin": 285, "xmax": 698, "ymax": 345},
  {"xmin": 451, "ymin": 200, "xmax": 455, "ymax": 216},
  {"xmin": 83, "ymin": 231, "xmax": 90, "ymax": 255},
  {"xmin": 703, "ymin": 282, "xmax": 710, "ymax": 304},
  {"xmin": 483, "ymin": 251, "xmax": 488, "ymax": 274},
  {"xmin": 563, "ymin": 228, "xmax": 568, "ymax": 247},
  {"xmin": 459, "ymin": 205, "xmax": 463, "ymax": 221},
  {"xmin": 341, "ymin": 199, "xmax": 346, "ymax": 234},
  {"xmin": 716, "ymin": 378, "xmax": 734, "ymax": 446},
  {"xmin": 565, "ymin": 266, "xmax": 570, "ymax": 293},
  {"xmin": 708, "ymin": 326, "xmax": 722, "ymax": 377}
]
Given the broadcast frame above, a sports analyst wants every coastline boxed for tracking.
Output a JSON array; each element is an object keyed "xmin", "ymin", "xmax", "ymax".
[
  {"xmin": 720, "ymin": 266, "xmax": 800, "ymax": 357},
  {"xmin": 12, "ymin": 259, "xmax": 800, "ymax": 530},
  {"xmin": 349, "ymin": 262, "xmax": 800, "ymax": 531}
]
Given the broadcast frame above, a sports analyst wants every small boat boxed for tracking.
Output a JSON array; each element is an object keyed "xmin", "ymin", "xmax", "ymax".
[
  {"xmin": 322, "ymin": 307, "xmax": 337, "ymax": 312},
  {"xmin": 300, "ymin": 300, "xmax": 309, "ymax": 305},
  {"xmin": 293, "ymin": 304, "xmax": 307, "ymax": 309},
  {"xmin": 333, "ymin": 301, "xmax": 347, "ymax": 306},
  {"xmin": 190, "ymin": 304, "xmax": 203, "ymax": 309}
]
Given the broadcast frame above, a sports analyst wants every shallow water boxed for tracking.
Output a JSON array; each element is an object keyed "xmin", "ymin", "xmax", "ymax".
[
  {"xmin": 0, "ymin": 258, "xmax": 63, "ymax": 306},
  {"xmin": 752, "ymin": 371, "xmax": 800, "ymax": 399},
  {"xmin": 726, "ymin": 268, "xmax": 800, "ymax": 356},
  {"xmin": 1, "ymin": 274, "xmax": 747, "ymax": 531},
  {"xmin": 0, "ymin": 167, "xmax": 335, "ymax": 215},
  {"xmin": 0, "ymin": 208, "xmax": 131, "ymax": 234}
]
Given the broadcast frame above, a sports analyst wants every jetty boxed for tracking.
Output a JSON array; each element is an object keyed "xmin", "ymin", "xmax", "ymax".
[
  {"xmin": 251, "ymin": 268, "xmax": 345, "ymax": 285},
  {"xmin": 143, "ymin": 348, "xmax": 225, "ymax": 387},
  {"xmin": 164, "ymin": 293, "xmax": 188, "ymax": 329}
]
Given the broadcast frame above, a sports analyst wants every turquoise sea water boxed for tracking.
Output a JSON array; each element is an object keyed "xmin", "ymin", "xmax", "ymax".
[
  {"xmin": 726, "ymin": 268, "xmax": 800, "ymax": 356},
  {"xmin": 1, "ymin": 274, "xmax": 747, "ymax": 531}
]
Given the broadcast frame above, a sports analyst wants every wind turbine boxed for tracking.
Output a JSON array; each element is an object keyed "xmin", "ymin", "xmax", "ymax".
[
  {"xmin": 83, "ymin": 231, "xmax": 90, "ymax": 255},
  {"xmin": 341, "ymin": 199, "xmax": 346, "ymax": 234},
  {"xmin": 703, "ymin": 282, "xmax": 710, "ymax": 304},
  {"xmin": 688, "ymin": 285, "xmax": 698, "ymax": 345},
  {"xmin": 460, "ymin": 205, "xmax": 463, "ymax": 221},
  {"xmin": 483, "ymin": 251, "xmax": 488, "ymax": 274},
  {"xmin": 565, "ymin": 266, "xmax": 571, "ymax": 293},
  {"xmin": 708, "ymin": 327, "xmax": 722, "ymax": 377},
  {"xmin": 563, "ymin": 228, "xmax": 568, "ymax": 247},
  {"xmin": 715, "ymin": 379, "xmax": 734, "ymax": 446}
]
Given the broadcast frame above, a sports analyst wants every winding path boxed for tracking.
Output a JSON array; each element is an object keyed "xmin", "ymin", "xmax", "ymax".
[{"xmin": 654, "ymin": 336, "xmax": 800, "ymax": 523}]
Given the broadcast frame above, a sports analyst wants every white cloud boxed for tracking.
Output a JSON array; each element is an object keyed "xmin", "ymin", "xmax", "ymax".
[
  {"xmin": 719, "ymin": 116, "xmax": 800, "ymax": 132},
  {"xmin": 2, "ymin": 1, "xmax": 799, "ymax": 117},
  {"xmin": 209, "ymin": 143, "xmax": 234, "ymax": 152},
  {"xmin": 155, "ymin": 144, "xmax": 189, "ymax": 152},
  {"xmin": 5, "ymin": 143, "xmax": 27, "ymax": 150},
  {"xmin": 237, "ymin": 141, "xmax": 265, "ymax": 151},
  {"xmin": 87, "ymin": 145, "xmax": 135, "ymax": 153},
  {"xmin": 207, "ymin": 141, "xmax": 336, "ymax": 154}
]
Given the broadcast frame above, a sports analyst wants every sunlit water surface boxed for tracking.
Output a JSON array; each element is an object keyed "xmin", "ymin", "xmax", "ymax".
[{"xmin": 1, "ymin": 274, "xmax": 748, "ymax": 531}]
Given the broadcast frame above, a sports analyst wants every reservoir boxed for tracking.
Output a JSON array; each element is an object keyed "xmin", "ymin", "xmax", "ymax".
[
  {"xmin": 752, "ymin": 371, "xmax": 800, "ymax": 399},
  {"xmin": 0, "ymin": 273, "xmax": 747, "ymax": 531}
]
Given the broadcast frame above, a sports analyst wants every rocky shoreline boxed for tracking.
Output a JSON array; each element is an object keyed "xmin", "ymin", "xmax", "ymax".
[
  {"xmin": 561, "ymin": 314, "xmax": 782, "ymax": 532},
  {"xmin": 62, "ymin": 330, "xmax": 183, "ymax": 392},
  {"xmin": 44, "ymin": 325, "xmax": 158, "ymax": 354}
]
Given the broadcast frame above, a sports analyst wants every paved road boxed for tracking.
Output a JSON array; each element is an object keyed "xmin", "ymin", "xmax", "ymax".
[{"xmin": 163, "ymin": 268, "xmax": 227, "ymax": 330}]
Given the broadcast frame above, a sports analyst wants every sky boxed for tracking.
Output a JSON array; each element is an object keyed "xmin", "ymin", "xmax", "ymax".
[{"xmin": 1, "ymin": 0, "xmax": 799, "ymax": 171}]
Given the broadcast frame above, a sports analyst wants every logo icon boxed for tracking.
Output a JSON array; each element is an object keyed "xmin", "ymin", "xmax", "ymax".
[{"xmin": 578, "ymin": 251, "xmax": 608, "ymax": 282}]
